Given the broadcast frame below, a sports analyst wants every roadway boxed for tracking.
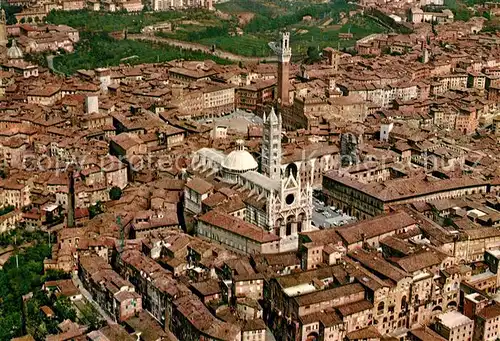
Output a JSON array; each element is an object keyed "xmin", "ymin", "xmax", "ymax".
[
  {"xmin": 312, "ymin": 197, "xmax": 356, "ymax": 229},
  {"xmin": 72, "ymin": 272, "xmax": 117, "ymax": 325}
]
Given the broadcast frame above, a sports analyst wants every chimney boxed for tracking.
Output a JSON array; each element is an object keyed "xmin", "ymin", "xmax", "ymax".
[
  {"xmin": 66, "ymin": 165, "xmax": 75, "ymax": 228},
  {"xmin": 85, "ymin": 95, "xmax": 99, "ymax": 114}
]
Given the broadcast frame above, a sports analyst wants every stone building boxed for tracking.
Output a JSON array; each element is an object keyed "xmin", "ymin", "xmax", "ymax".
[
  {"xmin": 235, "ymin": 79, "xmax": 275, "ymax": 112},
  {"xmin": 264, "ymin": 264, "xmax": 389, "ymax": 341},
  {"xmin": 0, "ymin": 180, "xmax": 31, "ymax": 209},
  {"xmin": 322, "ymin": 170, "xmax": 489, "ymax": 219},
  {"xmin": 336, "ymin": 210, "xmax": 418, "ymax": 251},
  {"xmin": 184, "ymin": 177, "xmax": 214, "ymax": 214},
  {"xmin": 78, "ymin": 255, "xmax": 143, "ymax": 322},
  {"xmin": 151, "ymin": 0, "xmax": 212, "ymax": 11},
  {"xmin": 434, "ymin": 311, "xmax": 474, "ymax": 341},
  {"xmin": 192, "ymin": 107, "xmax": 314, "ymax": 251},
  {"xmin": 281, "ymin": 143, "xmax": 340, "ymax": 189},
  {"xmin": 453, "ymin": 229, "xmax": 500, "ymax": 263},
  {"xmin": 196, "ymin": 210, "xmax": 281, "ymax": 254},
  {"xmin": 474, "ymin": 303, "xmax": 500, "ymax": 341},
  {"xmin": 203, "ymin": 83, "xmax": 235, "ymax": 117},
  {"xmin": 2, "ymin": 39, "xmax": 39, "ymax": 78},
  {"xmin": 284, "ymin": 94, "xmax": 368, "ymax": 130}
]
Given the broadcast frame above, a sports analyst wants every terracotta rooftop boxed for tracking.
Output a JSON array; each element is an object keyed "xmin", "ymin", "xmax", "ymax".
[
  {"xmin": 336, "ymin": 210, "xmax": 417, "ymax": 245},
  {"xmin": 349, "ymin": 249, "xmax": 409, "ymax": 284},
  {"xmin": 394, "ymin": 250, "xmax": 447, "ymax": 273},
  {"xmin": 324, "ymin": 172, "xmax": 488, "ymax": 203},
  {"xmin": 198, "ymin": 210, "xmax": 280, "ymax": 244},
  {"xmin": 186, "ymin": 177, "xmax": 214, "ymax": 194},
  {"xmin": 477, "ymin": 303, "xmax": 500, "ymax": 320},
  {"xmin": 174, "ymin": 294, "xmax": 240, "ymax": 341},
  {"xmin": 293, "ymin": 283, "xmax": 365, "ymax": 307}
]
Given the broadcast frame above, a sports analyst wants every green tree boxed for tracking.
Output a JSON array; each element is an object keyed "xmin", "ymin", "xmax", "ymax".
[
  {"xmin": 51, "ymin": 32, "xmax": 231, "ymax": 75},
  {"xmin": 2, "ymin": 4, "xmax": 23, "ymax": 25},
  {"xmin": 53, "ymin": 296, "xmax": 77, "ymax": 322},
  {"xmin": 42, "ymin": 269, "xmax": 71, "ymax": 282},
  {"xmin": 305, "ymin": 46, "xmax": 321, "ymax": 64},
  {"xmin": 109, "ymin": 186, "xmax": 122, "ymax": 201},
  {"xmin": 431, "ymin": 20, "xmax": 437, "ymax": 36},
  {"xmin": 25, "ymin": 289, "xmax": 54, "ymax": 340},
  {"xmin": 79, "ymin": 303, "xmax": 103, "ymax": 331},
  {"xmin": 0, "ymin": 241, "xmax": 51, "ymax": 339},
  {"xmin": 0, "ymin": 205, "xmax": 14, "ymax": 216},
  {"xmin": 89, "ymin": 201, "xmax": 104, "ymax": 219}
]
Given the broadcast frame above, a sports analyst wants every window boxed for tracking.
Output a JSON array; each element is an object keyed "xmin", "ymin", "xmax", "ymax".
[{"xmin": 377, "ymin": 302, "xmax": 385, "ymax": 315}]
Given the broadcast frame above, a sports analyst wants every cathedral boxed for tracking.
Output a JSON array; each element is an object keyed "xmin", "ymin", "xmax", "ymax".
[{"xmin": 192, "ymin": 107, "xmax": 314, "ymax": 251}]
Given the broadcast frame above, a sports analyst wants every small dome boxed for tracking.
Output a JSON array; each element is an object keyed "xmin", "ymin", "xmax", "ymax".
[
  {"xmin": 222, "ymin": 140, "xmax": 258, "ymax": 172},
  {"xmin": 7, "ymin": 39, "xmax": 23, "ymax": 60}
]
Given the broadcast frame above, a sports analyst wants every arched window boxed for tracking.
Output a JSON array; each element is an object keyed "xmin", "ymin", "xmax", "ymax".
[
  {"xmin": 285, "ymin": 163, "xmax": 298, "ymax": 179},
  {"xmin": 286, "ymin": 215, "xmax": 294, "ymax": 236},
  {"xmin": 377, "ymin": 302, "xmax": 384, "ymax": 315},
  {"xmin": 401, "ymin": 296, "xmax": 407, "ymax": 311},
  {"xmin": 297, "ymin": 213, "xmax": 306, "ymax": 233},
  {"xmin": 275, "ymin": 218, "xmax": 283, "ymax": 237}
]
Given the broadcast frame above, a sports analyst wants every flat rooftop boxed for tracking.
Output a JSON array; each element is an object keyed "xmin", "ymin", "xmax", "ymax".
[
  {"xmin": 283, "ymin": 283, "xmax": 317, "ymax": 297},
  {"xmin": 465, "ymin": 292, "xmax": 489, "ymax": 304},
  {"xmin": 487, "ymin": 249, "xmax": 500, "ymax": 258},
  {"xmin": 469, "ymin": 270, "xmax": 496, "ymax": 283},
  {"xmin": 437, "ymin": 311, "xmax": 472, "ymax": 328}
]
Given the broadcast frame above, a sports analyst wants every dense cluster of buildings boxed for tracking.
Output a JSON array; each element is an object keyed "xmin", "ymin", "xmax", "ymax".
[
  {"xmin": 1, "ymin": 2, "xmax": 500, "ymax": 341},
  {"xmin": 8, "ymin": 0, "xmax": 213, "ymax": 18}
]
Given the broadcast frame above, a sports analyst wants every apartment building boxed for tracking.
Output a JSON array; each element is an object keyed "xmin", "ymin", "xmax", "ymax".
[{"xmin": 434, "ymin": 311, "xmax": 474, "ymax": 341}]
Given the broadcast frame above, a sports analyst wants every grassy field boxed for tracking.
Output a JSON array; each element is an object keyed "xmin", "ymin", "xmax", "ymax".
[
  {"xmin": 158, "ymin": 9, "xmax": 388, "ymax": 58},
  {"xmin": 46, "ymin": 9, "xmax": 216, "ymax": 33},
  {"xmin": 443, "ymin": 0, "xmax": 491, "ymax": 21},
  {"xmin": 153, "ymin": 0, "xmax": 388, "ymax": 58},
  {"xmin": 44, "ymin": 10, "xmax": 233, "ymax": 74},
  {"xmin": 44, "ymin": 1, "xmax": 389, "ymax": 73},
  {"xmin": 52, "ymin": 32, "xmax": 231, "ymax": 75},
  {"xmin": 199, "ymin": 35, "xmax": 272, "ymax": 57}
]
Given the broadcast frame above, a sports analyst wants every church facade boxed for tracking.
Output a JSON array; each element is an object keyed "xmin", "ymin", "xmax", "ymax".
[{"xmin": 192, "ymin": 107, "xmax": 314, "ymax": 251}]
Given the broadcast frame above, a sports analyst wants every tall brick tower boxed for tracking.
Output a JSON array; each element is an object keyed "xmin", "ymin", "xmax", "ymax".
[
  {"xmin": 275, "ymin": 31, "xmax": 292, "ymax": 106},
  {"xmin": 0, "ymin": 10, "xmax": 7, "ymax": 47},
  {"xmin": 66, "ymin": 165, "xmax": 75, "ymax": 228}
]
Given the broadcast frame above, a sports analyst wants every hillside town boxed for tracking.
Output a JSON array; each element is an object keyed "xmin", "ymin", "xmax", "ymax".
[{"xmin": 0, "ymin": 0, "xmax": 499, "ymax": 339}]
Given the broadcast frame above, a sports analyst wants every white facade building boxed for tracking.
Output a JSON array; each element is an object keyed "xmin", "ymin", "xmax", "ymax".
[{"xmin": 192, "ymin": 107, "xmax": 314, "ymax": 251}]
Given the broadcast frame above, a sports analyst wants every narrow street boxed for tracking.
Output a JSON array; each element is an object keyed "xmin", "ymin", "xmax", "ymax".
[{"xmin": 72, "ymin": 272, "xmax": 117, "ymax": 325}]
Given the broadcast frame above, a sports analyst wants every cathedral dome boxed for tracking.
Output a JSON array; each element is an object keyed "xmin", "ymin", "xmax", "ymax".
[
  {"xmin": 222, "ymin": 140, "xmax": 258, "ymax": 173},
  {"xmin": 7, "ymin": 39, "xmax": 23, "ymax": 60}
]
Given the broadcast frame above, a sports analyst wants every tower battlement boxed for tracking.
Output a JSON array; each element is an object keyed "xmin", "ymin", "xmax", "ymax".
[{"xmin": 278, "ymin": 31, "xmax": 292, "ymax": 63}]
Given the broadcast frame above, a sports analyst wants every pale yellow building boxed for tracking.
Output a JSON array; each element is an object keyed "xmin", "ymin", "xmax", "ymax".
[{"xmin": 435, "ymin": 311, "xmax": 474, "ymax": 341}]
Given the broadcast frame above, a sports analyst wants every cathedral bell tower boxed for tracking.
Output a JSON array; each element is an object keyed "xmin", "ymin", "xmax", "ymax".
[{"xmin": 261, "ymin": 107, "xmax": 282, "ymax": 180}]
